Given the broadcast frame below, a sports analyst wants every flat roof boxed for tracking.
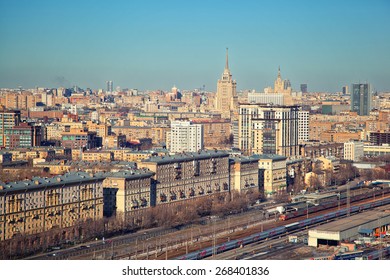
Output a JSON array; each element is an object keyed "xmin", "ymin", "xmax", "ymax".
[
  {"xmin": 142, "ymin": 150, "xmax": 229, "ymax": 164},
  {"xmin": 311, "ymin": 207, "xmax": 390, "ymax": 233}
]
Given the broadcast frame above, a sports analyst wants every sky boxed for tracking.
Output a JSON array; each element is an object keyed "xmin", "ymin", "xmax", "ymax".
[{"xmin": 0, "ymin": 0, "xmax": 389, "ymax": 92}]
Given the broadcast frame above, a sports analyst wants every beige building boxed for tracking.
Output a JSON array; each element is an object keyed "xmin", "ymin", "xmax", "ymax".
[
  {"xmin": 364, "ymin": 144, "xmax": 390, "ymax": 156},
  {"xmin": 315, "ymin": 156, "xmax": 340, "ymax": 173},
  {"xmin": 81, "ymin": 151, "xmax": 114, "ymax": 162},
  {"xmin": 103, "ymin": 170, "xmax": 155, "ymax": 225},
  {"xmin": 255, "ymin": 154, "xmax": 287, "ymax": 195},
  {"xmin": 344, "ymin": 141, "xmax": 364, "ymax": 162},
  {"xmin": 34, "ymin": 160, "xmax": 72, "ymax": 175},
  {"xmin": 0, "ymin": 172, "xmax": 105, "ymax": 241},
  {"xmin": 111, "ymin": 125, "xmax": 169, "ymax": 144},
  {"xmin": 103, "ymin": 134, "xmax": 126, "ymax": 149},
  {"xmin": 138, "ymin": 151, "xmax": 230, "ymax": 206},
  {"xmin": 191, "ymin": 118, "xmax": 231, "ymax": 149},
  {"xmin": 214, "ymin": 48, "xmax": 237, "ymax": 119},
  {"xmin": 86, "ymin": 121, "xmax": 111, "ymax": 138},
  {"xmin": 125, "ymin": 151, "xmax": 156, "ymax": 162},
  {"xmin": 229, "ymin": 156, "xmax": 259, "ymax": 193}
]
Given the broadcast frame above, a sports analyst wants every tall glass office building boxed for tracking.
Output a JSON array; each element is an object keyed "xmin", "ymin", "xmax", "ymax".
[{"xmin": 351, "ymin": 83, "xmax": 372, "ymax": 116}]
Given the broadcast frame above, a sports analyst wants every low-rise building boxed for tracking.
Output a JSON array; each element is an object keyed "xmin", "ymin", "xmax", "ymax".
[
  {"xmin": 344, "ymin": 141, "xmax": 364, "ymax": 162},
  {"xmin": 363, "ymin": 144, "xmax": 390, "ymax": 156},
  {"xmin": 229, "ymin": 155, "xmax": 259, "ymax": 193},
  {"xmin": 254, "ymin": 154, "xmax": 287, "ymax": 195},
  {"xmin": 81, "ymin": 150, "xmax": 114, "ymax": 162}
]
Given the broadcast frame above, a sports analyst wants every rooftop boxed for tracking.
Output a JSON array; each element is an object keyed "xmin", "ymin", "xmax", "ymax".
[
  {"xmin": 251, "ymin": 154, "xmax": 287, "ymax": 161},
  {"xmin": 142, "ymin": 150, "xmax": 229, "ymax": 164}
]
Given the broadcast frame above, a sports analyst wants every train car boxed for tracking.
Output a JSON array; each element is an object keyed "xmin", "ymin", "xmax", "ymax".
[
  {"xmin": 334, "ymin": 251, "xmax": 364, "ymax": 260},
  {"xmin": 285, "ymin": 222, "xmax": 300, "ymax": 232},
  {"xmin": 364, "ymin": 247, "xmax": 390, "ymax": 260},
  {"xmin": 176, "ymin": 197, "xmax": 390, "ymax": 260}
]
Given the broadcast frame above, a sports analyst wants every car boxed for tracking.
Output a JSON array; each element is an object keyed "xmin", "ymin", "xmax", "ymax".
[{"xmin": 47, "ymin": 253, "xmax": 56, "ymax": 257}]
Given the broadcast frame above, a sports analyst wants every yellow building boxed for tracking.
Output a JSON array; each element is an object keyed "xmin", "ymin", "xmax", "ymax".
[
  {"xmin": 0, "ymin": 172, "xmax": 105, "ymax": 241},
  {"xmin": 363, "ymin": 144, "xmax": 390, "ymax": 156},
  {"xmin": 34, "ymin": 160, "xmax": 71, "ymax": 175},
  {"xmin": 81, "ymin": 151, "xmax": 114, "ymax": 162},
  {"xmin": 86, "ymin": 121, "xmax": 111, "ymax": 137},
  {"xmin": 315, "ymin": 156, "xmax": 340, "ymax": 173},
  {"xmin": 255, "ymin": 154, "xmax": 287, "ymax": 195},
  {"xmin": 103, "ymin": 170, "xmax": 155, "ymax": 225},
  {"xmin": 103, "ymin": 134, "xmax": 126, "ymax": 149},
  {"xmin": 229, "ymin": 156, "xmax": 259, "ymax": 193},
  {"xmin": 125, "ymin": 151, "xmax": 155, "ymax": 162}
]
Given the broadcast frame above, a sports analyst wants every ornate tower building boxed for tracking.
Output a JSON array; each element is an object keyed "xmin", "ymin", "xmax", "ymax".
[{"xmin": 215, "ymin": 48, "xmax": 237, "ymax": 119}]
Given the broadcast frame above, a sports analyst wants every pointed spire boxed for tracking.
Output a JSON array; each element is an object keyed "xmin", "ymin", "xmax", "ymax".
[
  {"xmin": 278, "ymin": 66, "xmax": 281, "ymax": 78},
  {"xmin": 225, "ymin": 48, "xmax": 229, "ymax": 70}
]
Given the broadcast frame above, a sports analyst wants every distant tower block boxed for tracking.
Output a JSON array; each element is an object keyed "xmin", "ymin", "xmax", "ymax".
[
  {"xmin": 215, "ymin": 48, "xmax": 237, "ymax": 119},
  {"xmin": 300, "ymin": 84, "xmax": 307, "ymax": 93}
]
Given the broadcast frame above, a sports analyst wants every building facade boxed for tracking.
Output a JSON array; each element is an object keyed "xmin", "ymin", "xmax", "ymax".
[
  {"xmin": 351, "ymin": 83, "xmax": 372, "ymax": 116},
  {"xmin": 344, "ymin": 141, "xmax": 364, "ymax": 162},
  {"xmin": 298, "ymin": 110, "xmax": 310, "ymax": 143},
  {"xmin": 0, "ymin": 110, "xmax": 21, "ymax": 148},
  {"xmin": 229, "ymin": 156, "xmax": 260, "ymax": 194},
  {"xmin": 103, "ymin": 170, "xmax": 155, "ymax": 225},
  {"xmin": 170, "ymin": 120, "xmax": 203, "ymax": 153},
  {"xmin": 254, "ymin": 154, "xmax": 287, "ymax": 195},
  {"xmin": 138, "ymin": 151, "xmax": 230, "ymax": 206},
  {"xmin": 238, "ymin": 103, "xmax": 299, "ymax": 158},
  {"xmin": 0, "ymin": 172, "xmax": 105, "ymax": 241},
  {"xmin": 61, "ymin": 128, "xmax": 97, "ymax": 149}
]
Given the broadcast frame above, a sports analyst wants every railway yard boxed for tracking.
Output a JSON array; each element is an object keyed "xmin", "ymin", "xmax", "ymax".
[{"xmin": 28, "ymin": 182, "xmax": 390, "ymax": 261}]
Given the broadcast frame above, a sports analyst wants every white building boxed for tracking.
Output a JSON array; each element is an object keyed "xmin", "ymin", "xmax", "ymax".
[
  {"xmin": 344, "ymin": 141, "xmax": 364, "ymax": 161},
  {"xmin": 298, "ymin": 110, "xmax": 309, "ymax": 144},
  {"xmin": 247, "ymin": 92, "xmax": 284, "ymax": 105},
  {"xmin": 170, "ymin": 121, "xmax": 203, "ymax": 153}
]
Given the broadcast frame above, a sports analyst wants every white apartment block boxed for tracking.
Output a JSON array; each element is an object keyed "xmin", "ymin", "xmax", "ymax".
[
  {"xmin": 298, "ymin": 110, "xmax": 309, "ymax": 144},
  {"xmin": 344, "ymin": 141, "xmax": 364, "ymax": 161},
  {"xmin": 170, "ymin": 121, "xmax": 203, "ymax": 153}
]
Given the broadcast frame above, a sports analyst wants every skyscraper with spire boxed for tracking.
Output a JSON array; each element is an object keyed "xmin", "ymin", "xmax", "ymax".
[{"xmin": 215, "ymin": 48, "xmax": 237, "ymax": 119}]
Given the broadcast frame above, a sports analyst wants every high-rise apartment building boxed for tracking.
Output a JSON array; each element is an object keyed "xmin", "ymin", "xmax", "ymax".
[
  {"xmin": 106, "ymin": 80, "xmax": 113, "ymax": 92},
  {"xmin": 238, "ymin": 103, "xmax": 299, "ymax": 157},
  {"xmin": 0, "ymin": 110, "xmax": 21, "ymax": 148},
  {"xmin": 298, "ymin": 110, "xmax": 309, "ymax": 144},
  {"xmin": 170, "ymin": 120, "xmax": 203, "ymax": 153},
  {"xmin": 351, "ymin": 83, "xmax": 372, "ymax": 116},
  {"xmin": 300, "ymin": 84, "xmax": 307, "ymax": 93},
  {"xmin": 215, "ymin": 48, "xmax": 237, "ymax": 119},
  {"xmin": 342, "ymin": 86, "xmax": 349, "ymax": 95}
]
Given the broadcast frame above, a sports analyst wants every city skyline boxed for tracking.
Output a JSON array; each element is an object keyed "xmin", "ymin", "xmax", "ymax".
[{"xmin": 1, "ymin": 0, "xmax": 390, "ymax": 92}]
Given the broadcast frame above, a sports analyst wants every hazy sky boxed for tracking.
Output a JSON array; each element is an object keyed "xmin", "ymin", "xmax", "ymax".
[{"xmin": 1, "ymin": 0, "xmax": 389, "ymax": 92}]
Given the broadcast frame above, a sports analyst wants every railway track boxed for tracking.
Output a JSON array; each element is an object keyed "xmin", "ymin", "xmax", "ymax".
[{"xmin": 114, "ymin": 194, "xmax": 390, "ymax": 260}]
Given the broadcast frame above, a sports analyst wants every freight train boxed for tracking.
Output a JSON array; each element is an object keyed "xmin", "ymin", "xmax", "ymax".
[
  {"xmin": 176, "ymin": 197, "xmax": 390, "ymax": 260},
  {"xmin": 279, "ymin": 185, "xmax": 390, "ymax": 221}
]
